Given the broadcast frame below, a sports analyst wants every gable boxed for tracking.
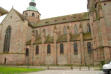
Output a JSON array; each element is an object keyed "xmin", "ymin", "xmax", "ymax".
[{"xmin": 1, "ymin": 8, "xmax": 24, "ymax": 25}]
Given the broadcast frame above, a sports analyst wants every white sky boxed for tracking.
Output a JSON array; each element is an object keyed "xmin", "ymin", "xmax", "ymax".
[{"xmin": 0, "ymin": 0, "xmax": 88, "ymax": 19}]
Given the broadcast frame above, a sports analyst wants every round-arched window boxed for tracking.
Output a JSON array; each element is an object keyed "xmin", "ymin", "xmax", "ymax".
[{"xmin": 32, "ymin": 13, "xmax": 35, "ymax": 17}]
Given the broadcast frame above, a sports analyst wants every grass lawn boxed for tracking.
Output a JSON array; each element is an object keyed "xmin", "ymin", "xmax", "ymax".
[{"xmin": 0, "ymin": 66, "xmax": 44, "ymax": 74}]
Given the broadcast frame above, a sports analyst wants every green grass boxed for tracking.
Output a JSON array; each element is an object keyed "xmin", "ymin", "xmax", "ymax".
[{"xmin": 0, "ymin": 66, "xmax": 44, "ymax": 74}]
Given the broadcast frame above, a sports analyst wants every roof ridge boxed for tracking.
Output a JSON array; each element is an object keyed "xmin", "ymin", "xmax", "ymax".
[
  {"xmin": 40, "ymin": 12, "xmax": 88, "ymax": 21},
  {"xmin": 31, "ymin": 12, "xmax": 89, "ymax": 28}
]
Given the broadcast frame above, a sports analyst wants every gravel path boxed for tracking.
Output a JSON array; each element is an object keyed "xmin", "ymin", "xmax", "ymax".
[{"xmin": 25, "ymin": 70, "xmax": 104, "ymax": 74}]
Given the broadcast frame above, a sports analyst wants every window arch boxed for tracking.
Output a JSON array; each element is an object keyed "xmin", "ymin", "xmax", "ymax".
[
  {"xmin": 87, "ymin": 24, "xmax": 91, "ymax": 32},
  {"xmin": 73, "ymin": 42, "xmax": 78, "ymax": 55},
  {"xmin": 47, "ymin": 44, "xmax": 51, "ymax": 54},
  {"xmin": 26, "ymin": 48, "xmax": 29, "ymax": 56},
  {"xmin": 36, "ymin": 46, "xmax": 39, "ymax": 55},
  {"xmin": 87, "ymin": 42, "xmax": 92, "ymax": 54},
  {"xmin": 60, "ymin": 43, "xmax": 64, "ymax": 54},
  {"xmin": 63, "ymin": 26, "xmax": 67, "ymax": 35},
  {"xmin": 32, "ymin": 13, "xmax": 35, "ymax": 17},
  {"xmin": 74, "ymin": 24, "xmax": 78, "ymax": 34},
  {"xmin": 3, "ymin": 26, "xmax": 11, "ymax": 53}
]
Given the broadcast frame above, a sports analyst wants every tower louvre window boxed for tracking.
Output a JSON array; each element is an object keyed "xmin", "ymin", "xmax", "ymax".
[{"xmin": 32, "ymin": 13, "xmax": 35, "ymax": 16}]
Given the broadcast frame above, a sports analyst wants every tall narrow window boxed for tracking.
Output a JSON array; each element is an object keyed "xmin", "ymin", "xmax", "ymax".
[
  {"xmin": 3, "ymin": 26, "xmax": 11, "ymax": 53},
  {"xmin": 74, "ymin": 24, "xmax": 78, "ymax": 34},
  {"xmin": 64, "ymin": 26, "xmax": 67, "ymax": 35},
  {"xmin": 60, "ymin": 43, "xmax": 64, "ymax": 54},
  {"xmin": 87, "ymin": 24, "xmax": 91, "ymax": 32},
  {"xmin": 74, "ymin": 42, "xmax": 78, "ymax": 55},
  {"xmin": 4, "ymin": 58, "xmax": 7, "ymax": 64},
  {"xmin": 36, "ymin": 46, "xmax": 39, "ymax": 55},
  {"xmin": 87, "ymin": 42, "xmax": 92, "ymax": 54},
  {"xmin": 47, "ymin": 44, "xmax": 51, "ymax": 54},
  {"xmin": 32, "ymin": 13, "xmax": 35, "ymax": 17},
  {"xmin": 26, "ymin": 48, "xmax": 29, "ymax": 56}
]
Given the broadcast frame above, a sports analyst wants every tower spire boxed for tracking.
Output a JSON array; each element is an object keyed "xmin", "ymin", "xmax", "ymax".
[
  {"xmin": 23, "ymin": 0, "xmax": 40, "ymax": 23},
  {"xmin": 27, "ymin": 0, "xmax": 37, "ymax": 11}
]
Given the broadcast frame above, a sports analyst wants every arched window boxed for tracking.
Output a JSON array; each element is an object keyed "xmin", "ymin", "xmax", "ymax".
[
  {"xmin": 63, "ymin": 26, "xmax": 67, "ymax": 35},
  {"xmin": 36, "ymin": 46, "xmax": 39, "ymax": 55},
  {"xmin": 60, "ymin": 43, "xmax": 64, "ymax": 54},
  {"xmin": 74, "ymin": 24, "xmax": 78, "ymax": 34},
  {"xmin": 87, "ymin": 42, "xmax": 92, "ymax": 54},
  {"xmin": 32, "ymin": 13, "xmax": 35, "ymax": 17},
  {"xmin": 3, "ymin": 26, "xmax": 11, "ymax": 53},
  {"xmin": 73, "ymin": 42, "xmax": 78, "ymax": 55},
  {"xmin": 47, "ymin": 44, "xmax": 51, "ymax": 54},
  {"xmin": 87, "ymin": 24, "xmax": 91, "ymax": 32},
  {"xmin": 26, "ymin": 48, "xmax": 29, "ymax": 56}
]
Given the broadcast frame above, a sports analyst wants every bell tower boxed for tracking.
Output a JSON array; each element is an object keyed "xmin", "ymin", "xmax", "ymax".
[{"xmin": 23, "ymin": 0, "xmax": 40, "ymax": 24}]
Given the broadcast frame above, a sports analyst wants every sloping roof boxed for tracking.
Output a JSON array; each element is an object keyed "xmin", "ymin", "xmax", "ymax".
[
  {"xmin": 13, "ymin": 9, "xmax": 25, "ymax": 21},
  {"xmin": 31, "ymin": 12, "xmax": 89, "ymax": 28},
  {"xmin": 0, "ymin": 7, "xmax": 8, "ymax": 16},
  {"xmin": 0, "ymin": 8, "xmax": 25, "ymax": 25}
]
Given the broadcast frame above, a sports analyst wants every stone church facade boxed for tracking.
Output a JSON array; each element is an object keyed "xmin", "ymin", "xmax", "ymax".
[{"xmin": 0, "ymin": 0, "xmax": 111, "ymax": 65}]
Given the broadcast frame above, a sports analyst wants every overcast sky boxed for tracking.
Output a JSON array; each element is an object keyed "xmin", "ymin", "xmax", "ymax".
[{"xmin": 0, "ymin": 0, "xmax": 88, "ymax": 19}]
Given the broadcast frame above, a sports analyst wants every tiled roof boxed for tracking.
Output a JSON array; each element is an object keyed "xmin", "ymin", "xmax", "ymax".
[
  {"xmin": 31, "ymin": 12, "xmax": 89, "ymax": 28},
  {"xmin": 0, "ymin": 7, "xmax": 8, "ymax": 16}
]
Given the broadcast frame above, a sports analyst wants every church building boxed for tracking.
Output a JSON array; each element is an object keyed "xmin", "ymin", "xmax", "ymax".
[{"xmin": 0, "ymin": 0, "xmax": 111, "ymax": 65}]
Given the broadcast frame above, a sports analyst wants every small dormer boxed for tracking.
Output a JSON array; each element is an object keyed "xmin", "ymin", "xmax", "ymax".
[{"xmin": 23, "ymin": 0, "xmax": 40, "ymax": 24}]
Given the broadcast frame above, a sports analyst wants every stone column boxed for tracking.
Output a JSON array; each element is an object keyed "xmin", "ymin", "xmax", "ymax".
[
  {"xmin": 79, "ymin": 24, "xmax": 85, "ymax": 65},
  {"xmin": 41, "ymin": 30, "xmax": 45, "ymax": 64},
  {"xmin": 54, "ymin": 27, "xmax": 57, "ymax": 65},
  {"xmin": 30, "ymin": 32, "xmax": 35, "ymax": 65},
  {"xmin": 67, "ymin": 26, "xmax": 71, "ymax": 64},
  {"xmin": 89, "ymin": 12, "xmax": 97, "ymax": 65},
  {"xmin": 101, "ymin": 19, "xmax": 110, "ymax": 63}
]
